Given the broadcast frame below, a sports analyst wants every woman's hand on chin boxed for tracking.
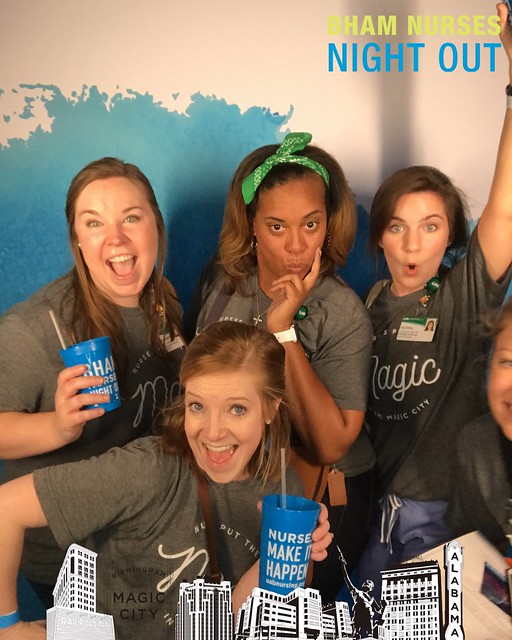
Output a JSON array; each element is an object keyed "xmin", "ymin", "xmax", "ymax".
[{"xmin": 267, "ymin": 247, "xmax": 321, "ymax": 333}]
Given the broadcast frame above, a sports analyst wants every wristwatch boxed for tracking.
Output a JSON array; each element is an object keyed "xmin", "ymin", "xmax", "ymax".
[{"xmin": 273, "ymin": 326, "xmax": 297, "ymax": 343}]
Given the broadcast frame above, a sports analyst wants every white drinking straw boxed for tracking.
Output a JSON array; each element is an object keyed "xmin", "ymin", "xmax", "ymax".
[
  {"xmin": 49, "ymin": 310, "xmax": 67, "ymax": 350},
  {"xmin": 280, "ymin": 447, "xmax": 287, "ymax": 509}
]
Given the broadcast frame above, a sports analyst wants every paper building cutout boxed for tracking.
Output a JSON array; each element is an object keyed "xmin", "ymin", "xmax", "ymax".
[
  {"xmin": 236, "ymin": 586, "xmax": 323, "ymax": 638},
  {"xmin": 380, "ymin": 561, "xmax": 442, "ymax": 639},
  {"xmin": 443, "ymin": 540, "xmax": 464, "ymax": 638},
  {"xmin": 46, "ymin": 544, "xmax": 115, "ymax": 640},
  {"xmin": 175, "ymin": 578, "xmax": 233, "ymax": 639}
]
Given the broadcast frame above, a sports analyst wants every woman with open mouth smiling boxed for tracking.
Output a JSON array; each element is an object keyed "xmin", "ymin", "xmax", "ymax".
[
  {"xmin": 0, "ymin": 321, "xmax": 331, "ymax": 640},
  {"xmin": 358, "ymin": 3, "xmax": 512, "ymax": 591},
  {"xmin": 0, "ymin": 158, "xmax": 185, "ymax": 607}
]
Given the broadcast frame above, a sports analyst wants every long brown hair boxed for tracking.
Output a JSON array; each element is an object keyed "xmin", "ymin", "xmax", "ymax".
[
  {"xmin": 161, "ymin": 321, "xmax": 290, "ymax": 484},
  {"xmin": 64, "ymin": 157, "xmax": 181, "ymax": 388},
  {"xmin": 219, "ymin": 142, "xmax": 356, "ymax": 294}
]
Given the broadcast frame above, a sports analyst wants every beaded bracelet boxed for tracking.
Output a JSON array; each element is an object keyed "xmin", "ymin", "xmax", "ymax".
[{"xmin": 0, "ymin": 610, "xmax": 21, "ymax": 629}]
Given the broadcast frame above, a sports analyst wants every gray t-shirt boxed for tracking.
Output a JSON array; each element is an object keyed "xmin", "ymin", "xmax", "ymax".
[
  {"xmin": 196, "ymin": 268, "xmax": 375, "ymax": 475},
  {"xmin": 33, "ymin": 436, "xmax": 303, "ymax": 640},
  {"xmin": 0, "ymin": 274, "xmax": 185, "ymax": 582},
  {"xmin": 447, "ymin": 412, "xmax": 511, "ymax": 553},
  {"xmin": 367, "ymin": 230, "xmax": 512, "ymax": 500}
]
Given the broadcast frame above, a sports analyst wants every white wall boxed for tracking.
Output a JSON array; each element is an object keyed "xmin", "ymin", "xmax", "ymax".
[{"xmin": 0, "ymin": 0, "xmax": 507, "ymax": 308}]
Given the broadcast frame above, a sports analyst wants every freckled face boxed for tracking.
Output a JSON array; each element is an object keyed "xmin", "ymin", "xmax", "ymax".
[
  {"xmin": 74, "ymin": 177, "xmax": 159, "ymax": 307},
  {"xmin": 252, "ymin": 174, "xmax": 327, "ymax": 293},
  {"xmin": 487, "ymin": 321, "xmax": 512, "ymax": 441},
  {"xmin": 379, "ymin": 191, "xmax": 451, "ymax": 297},
  {"xmin": 184, "ymin": 370, "xmax": 267, "ymax": 483}
]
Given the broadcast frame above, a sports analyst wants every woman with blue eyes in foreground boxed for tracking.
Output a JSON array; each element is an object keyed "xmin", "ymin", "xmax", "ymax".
[
  {"xmin": 358, "ymin": 3, "xmax": 512, "ymax": 588},
  {"xmin": 0, "ymin": 158, "xmax": 185, "ymax": 606},
  {"xmin": 0, "ymin": 321, "xmax": 330, "ymax": 640}
]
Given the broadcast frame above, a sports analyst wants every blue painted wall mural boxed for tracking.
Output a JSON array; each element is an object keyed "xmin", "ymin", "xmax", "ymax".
[{"xmin": 0, "ymin": 85, "xmax": 295, "ymax": 313}]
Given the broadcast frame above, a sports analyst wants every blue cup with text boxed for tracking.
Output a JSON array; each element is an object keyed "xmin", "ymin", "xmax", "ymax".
[
  {"xmin": 259, "ymin": 494, "xmax": 320, "ymax": 595},
  {"xmin": 60, "ymin": 336, "xmax": 121, "ymax": 412}
]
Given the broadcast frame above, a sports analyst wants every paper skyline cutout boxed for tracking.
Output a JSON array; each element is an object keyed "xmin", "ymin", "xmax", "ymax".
[{"xmin": 41, "ymin": 538, "xmax": 489, "ymax": 639}]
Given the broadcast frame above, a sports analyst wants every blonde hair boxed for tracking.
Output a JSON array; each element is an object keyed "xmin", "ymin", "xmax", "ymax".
[
  {"xmin": 219, "ymin": 142, "xmax": 356, "ymax": 294},
  {"xmin": 161, "ymin": 321, "xmax": 290, "ymax": 483}
]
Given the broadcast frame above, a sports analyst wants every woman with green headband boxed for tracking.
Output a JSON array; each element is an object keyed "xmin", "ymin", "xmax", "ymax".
[{"xmin": 188, "ymin": 132, "xmax": 374, "ymax": 602}]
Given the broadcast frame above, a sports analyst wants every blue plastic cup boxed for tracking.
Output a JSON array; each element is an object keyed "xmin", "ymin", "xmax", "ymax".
[
  {"xmin": 259, "ymin": 494, "xmax": 320, "ymax": 595},
  {"xmin": 60, "ymin": 336, "xmax": 121, "ymax": 412}
]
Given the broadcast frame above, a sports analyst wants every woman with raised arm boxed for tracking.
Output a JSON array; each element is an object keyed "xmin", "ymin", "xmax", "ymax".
[{"xmin": 358, "ymin": 3, "xmax": 512, "ymax": 587}]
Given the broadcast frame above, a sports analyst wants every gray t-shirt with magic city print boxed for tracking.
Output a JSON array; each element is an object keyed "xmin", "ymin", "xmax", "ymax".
[
  {"xmin": 366, "ymin": 230, "xmax": 512, "ymax": 500},
  {"xmin": 34, "ymin": 436, "xmax": 303, "ymax": 640}
]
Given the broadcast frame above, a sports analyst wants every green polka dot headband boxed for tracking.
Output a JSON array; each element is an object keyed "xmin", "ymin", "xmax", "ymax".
[{"xmin": 241, "ymin": 132, "xmax": 330, "ymax": 205}]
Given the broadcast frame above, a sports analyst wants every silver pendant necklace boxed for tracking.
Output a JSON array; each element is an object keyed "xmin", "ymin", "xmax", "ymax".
[
  {"xmin": 252, "ymin": 282, "xmax": 269, "ymax": 326},
  {"xmin": 253, "ymin": 291, "xmax": 268, "ymax": 326}
]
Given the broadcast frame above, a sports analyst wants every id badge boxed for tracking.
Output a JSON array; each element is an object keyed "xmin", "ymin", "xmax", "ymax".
[
  {"xmin": 397, "ymin": 316, "xmax": 437, "ymax": 342},
  {"xmin": 160, "ymin": 333, "xmax": 186, "ymax": 352}
]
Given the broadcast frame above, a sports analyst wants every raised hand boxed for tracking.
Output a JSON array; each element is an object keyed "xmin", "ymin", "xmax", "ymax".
[{"xmin": 498, "ymin": 2, "xmax": 512, "ymax": 68}]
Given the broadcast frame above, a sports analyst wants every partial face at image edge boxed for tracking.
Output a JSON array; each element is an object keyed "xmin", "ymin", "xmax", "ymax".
[{"xmin": 488, "ymin": 320, "xmax": 512, "ymax": 441}]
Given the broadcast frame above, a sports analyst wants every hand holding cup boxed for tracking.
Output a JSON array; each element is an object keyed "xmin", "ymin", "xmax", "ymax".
[
  {"xmin": 53, "ymin": 336, "xmax": 121, "ymax": 445},
  {"xmin": 53, "ymin": 364, "xmax": 108, "ymax": 446},
  {"xmin": 259, "ymin": 494, "xmax": 323, "ymax": 595},
  {"xmin": 310, "ymin": 502, "xmax": 330, "ymax": 562}
]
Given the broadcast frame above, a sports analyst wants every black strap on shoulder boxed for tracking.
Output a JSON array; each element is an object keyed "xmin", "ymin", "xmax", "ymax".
[
  {"xmin": 191, "ymin": 462, "xmax": 222, "ymax": 583},
  {"xmin": 365, "ymin": 279, "xmax": 389, "ymax": 309}
]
